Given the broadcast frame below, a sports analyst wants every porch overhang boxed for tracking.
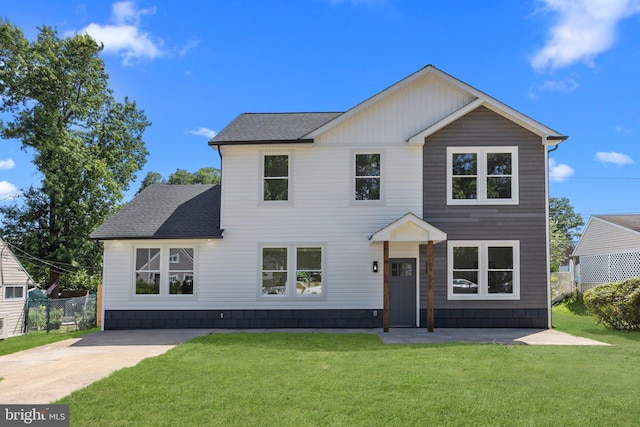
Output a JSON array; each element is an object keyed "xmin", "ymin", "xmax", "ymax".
[
  {"xmin": 369, "ymin": 213, "xmax": 446, "ymax": 334},
  {"xmin": 369, "ymin": 212, "xmax": 447, "ymax": 243}
]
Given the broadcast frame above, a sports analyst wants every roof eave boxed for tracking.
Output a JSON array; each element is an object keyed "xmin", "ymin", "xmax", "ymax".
[
  {"xmin": 208, "ymin": 138, "xmax": 314, "ymax": 146},
  {"xmin": 91, "ymin": 234, "xmax": 224, "ymax": 241}
]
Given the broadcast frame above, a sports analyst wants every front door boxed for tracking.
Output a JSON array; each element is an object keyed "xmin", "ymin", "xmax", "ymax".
[{"xmin": 389, "ymin": 258, "xmax": 417, "ymax": 327}]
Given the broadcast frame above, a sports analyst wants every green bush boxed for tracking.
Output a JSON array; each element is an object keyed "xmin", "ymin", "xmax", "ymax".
[
  {"xmin": 583, "ymin": 278, "xmax": 640, "ymax": 331},
  {"xmin": 136, "ymin": 279, "xmax": 159, "ymax": 294},
  {"xmin": 27, "ymin": 305, "xmax": 64, "ymax": 330}
]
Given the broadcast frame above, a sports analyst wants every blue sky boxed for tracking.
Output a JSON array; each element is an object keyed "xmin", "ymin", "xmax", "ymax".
[{"xmin": 1, "ymin": 0, "xmax": 640, "ymax": 222}]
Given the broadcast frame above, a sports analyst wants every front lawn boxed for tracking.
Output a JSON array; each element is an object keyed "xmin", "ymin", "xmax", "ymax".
[
  {"xmin": 60, "ymin": 305, "xmax": 640, "ymax": 426},
  {"xmin": 0, "ymin": 328, "xmax": 98, "ymax": 356}
]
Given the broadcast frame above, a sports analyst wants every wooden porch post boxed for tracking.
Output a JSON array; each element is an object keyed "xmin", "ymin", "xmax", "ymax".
[
  {"xmin": 427, "ymin": 240, "xmax": 434, "ymax": 332},
  {"xmin": 383, "ymin": 240, "xmax": 390, "ymax": 332}
]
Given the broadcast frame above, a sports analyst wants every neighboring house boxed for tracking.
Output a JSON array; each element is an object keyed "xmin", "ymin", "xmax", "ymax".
[
  {"xmin": 572, "ymin": 215, "xmax": 640, "ymax": 292},
  {"xmin": 91, "ymin": 65, "xmax": 567, "ymax": 330},
  {"xmin": 0, "ymin": 238, "xmax": 35, "ymax": 338}
]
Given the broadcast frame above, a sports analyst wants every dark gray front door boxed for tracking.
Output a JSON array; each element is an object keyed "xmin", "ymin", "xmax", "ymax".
[{"xmin": 389, "ymin": 258, "xmax": 417, "ymax": 327}]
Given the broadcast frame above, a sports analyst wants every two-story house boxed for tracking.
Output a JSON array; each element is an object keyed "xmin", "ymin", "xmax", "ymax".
[{"xmin": 91, "ymin": 65, "xmax": 567, "ymax": 330}]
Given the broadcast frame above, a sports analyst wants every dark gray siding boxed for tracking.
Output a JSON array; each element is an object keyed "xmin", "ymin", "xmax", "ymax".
[{"xmin": 421, "ymin": 106, "xmax": 548, "ymax": 314}]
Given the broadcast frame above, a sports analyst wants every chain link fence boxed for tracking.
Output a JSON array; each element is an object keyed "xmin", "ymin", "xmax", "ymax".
[{"xmin": 26, "ymin": 293, "xmax": 97, "ymax": 333}]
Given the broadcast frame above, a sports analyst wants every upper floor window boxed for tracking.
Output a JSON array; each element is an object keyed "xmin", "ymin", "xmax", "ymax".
[
  {"xmin": 135, "ymin": 246, "xmax": 195, "ymax": 296},
  {"xmin": 355, "ymin": 153, "xmax": 381, "ymax": 201},
  {"xmin": 263, "ymin": 154, "xmax": 289, "ymax": 201},
  {"xmin": 447, "ymin": 147, "xmax": 518, "ymax": 205},
  {"xmin": 448, "ymin": 240, "xmax": 520, "ymax": 300},
  {"xmin": 4, "ymin": 285, "xmax": 25, "ymax": 300}
]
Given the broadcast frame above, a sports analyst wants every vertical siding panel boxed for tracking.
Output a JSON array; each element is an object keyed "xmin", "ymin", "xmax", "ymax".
[{"xmin": 319, "ymin": 75, "xmax": 474, "ymax": 144}]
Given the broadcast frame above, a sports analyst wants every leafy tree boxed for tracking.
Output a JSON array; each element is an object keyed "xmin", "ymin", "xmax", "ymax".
[
  {"xmin": 0, "ymin": 21, "xmax": 150, "ymax": 294},
  {"xmin": 549, "ymin": 197, "xmax": 584, "ymax": 243},
  {"xmin": 548, "ymin": 197, "xmax": 584, "ymax": 271},
  {"xmin": 137, "ymin": 171, "xmax": 166, "ymax": 194},
  {"xmin": 137, "ymin": 167, "xmax": 221, "ymax": 192},
  {"xmin": 549, "ymin": 220, "xmax": 570, "ymax": 272},
  {"xmin": 168, "ymin": 168, "xmax": 195, "ymax": 185},
  {"xmin": 191, "ymin": 167, "xmax": 221, "ymax": 185}
]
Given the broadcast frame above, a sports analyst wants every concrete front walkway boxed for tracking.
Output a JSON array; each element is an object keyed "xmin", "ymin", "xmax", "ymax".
[
  {"xmin": 377, "ymin": 328, "xmax": 611, "ymax": 345},
  {"xmin": 0, "ymin": 327, "xmax": 608, "ymax": 405}
]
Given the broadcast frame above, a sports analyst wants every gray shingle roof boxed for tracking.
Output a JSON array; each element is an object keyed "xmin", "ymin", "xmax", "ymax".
[
  {"xmin": 595, "ymin": 214, "xmax": 640, "ymax": 233},
  {"xmin": 90, "ymin": 184, "xmax": 222, "ymax": 240},
  {"xmin": 209, "ymin": 112, "xmax": 342, "ymax": 145}
]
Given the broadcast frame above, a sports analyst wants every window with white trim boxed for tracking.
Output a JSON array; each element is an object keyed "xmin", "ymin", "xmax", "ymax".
[
  {"xmin": 4, "ymin": 285, "xmax": 25, "ymax": 300},
  {"xmin": 261, "ymin": 246, "xmax": 323, "ymax": 297},
  {"xmin": 263, "ymin": 154, "xmax": 289, "ymax": 201},
  {"xmin": 355, "ymin": 153, "xmax": 381, "ymax": 201},
  {"xmin": 447, "ymin": 147, "xmax": 518, "ymax": 205},
  {"xmin": 135, "ymin": 246, "xmax": 195, "ymax": 296},
  {"xmin": 448, "ymin": 241, "xmax": 519, "ymax": 300}
]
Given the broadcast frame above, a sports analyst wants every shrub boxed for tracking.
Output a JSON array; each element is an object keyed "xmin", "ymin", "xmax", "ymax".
[{"xmin": 583, "ymin": 278, "xmax": 640, "ymax": 331}]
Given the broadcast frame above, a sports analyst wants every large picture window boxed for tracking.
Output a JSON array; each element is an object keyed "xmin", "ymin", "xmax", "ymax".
[
  {"xmin": 448, "ymin": 241, "xmax": 519, "ymax": 300},
  {"xmin": 135, "ymin": 246, "xmax": 195, "ymax": 296},
  {"xmin": 263, "ymin": 154, "xmax": 289, "ymax": 201},
  {"xmin": 261, "ymin": 246, "xmax": 323, "ymax": 297},
  {"xmin": 355, "ymin": 153, "xmax": 381, "ymax": 201},
  {"xmin": 447, "ymin": 147, "xmax": 518, "ymax": 205}
]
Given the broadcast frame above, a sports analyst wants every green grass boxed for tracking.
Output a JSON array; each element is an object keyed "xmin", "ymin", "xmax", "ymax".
[
  {"xmin": 0, "ymin": 328, "xmax": 98, "ymax": 356},
  {"xmin": 58, "ymin": 305, "xmax": 640, "ymax": 427}
]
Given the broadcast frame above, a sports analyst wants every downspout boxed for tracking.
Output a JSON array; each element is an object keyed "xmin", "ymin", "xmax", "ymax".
[{"xmin": 544, "ymin": 135, "xmax": 567, "ymax": 328}]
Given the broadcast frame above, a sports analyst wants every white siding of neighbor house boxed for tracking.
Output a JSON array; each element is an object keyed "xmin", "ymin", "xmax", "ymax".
[
  {"xmin": 1, "ymin": 241, "xmax": 32, "ymax": 337},
  {"xmin": 574, "ymin": 218, "xmax": 640, "ymax": 256}
]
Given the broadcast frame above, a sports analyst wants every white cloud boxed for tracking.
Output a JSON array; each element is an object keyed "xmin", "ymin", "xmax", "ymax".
[
  {"xmin": 531, "ymin": 0, "xmax": 640, "ymax": 72},
  {"xmin": 615, "ymin": 124, "xmax": 632, "ymax": 134},
  {"xmin": 596, "ymin": 151, "xmax": 635, "ymax": 165},
  {"xmin": 0, "ymin": 158, "xmax": 16, "ymax": 170},
  {"xmin": 189, "ymin": 127, "xmax": 217, "ymax": 139},
  {"xmin": 539, "ymin": 77, "xmax": 580, "ymax": 93},
  {"xmin": 549, "ymin": 158, "xmax": 575, "ymax": 182},
  {"xmin": 0, "ymin": 181, "xmax": 19, "ymax": 200},
  {"xmin": 79, "ymin": 1, "xmax": 164, "ymax": 66}
]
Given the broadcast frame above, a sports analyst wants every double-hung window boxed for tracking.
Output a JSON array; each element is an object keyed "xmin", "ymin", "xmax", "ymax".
[
  {"xmin": 4, "ymin": 285, "xmax": 25, "ymax": 300},
  {"xmin": 263, "ymin": 154, "xmax": 289, "ymax": 201},
  {"xmin": 135, "ymin": 246, "xmax": 195, "ymax": 296},
  {"xmin": 448, "ymin": 241, "xmax": 519, "ymax": 300},
  {"xmin": 355, "ymin": 153, "xmax": 381, "ymax": 201},
  {"xmin": 261, "ymin": 246, "xmax": 323, "ymax": 297},
  {"xmin": 447, "ymin": 147, "xmax": 518, "ymax": 205}
]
